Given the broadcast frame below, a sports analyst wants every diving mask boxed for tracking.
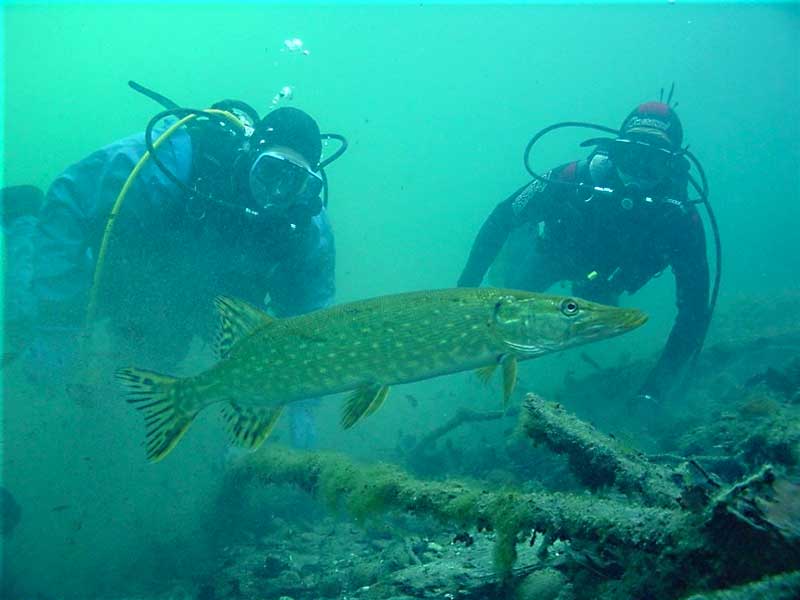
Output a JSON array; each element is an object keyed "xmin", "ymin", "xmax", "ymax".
[
  {"xmin": 248, "ymin": 150, "xmax": 324, "ymax": 210},
  {"xmin": 608, "ymin": 138, "xmax": 684, "ymax": 182}
]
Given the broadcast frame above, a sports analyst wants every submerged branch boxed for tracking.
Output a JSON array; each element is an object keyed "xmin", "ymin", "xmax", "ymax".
[
  {"xmin": 520, "ymin": 393, "xmax": 684, "ymax": 508},
  {"xmin": 683, "ymin": 571, "xmax": 800, "ymax": 600},
  {"xmin": 224, "ymin": 419, "xmax": 799, "ymax": 595},
  {"xmin": 410, "ymin": 406, "xmax": 518, "ymax": 455},
  {"xmin": 231, "ymin": 445, "xmax": 683, "ymax": 575}
]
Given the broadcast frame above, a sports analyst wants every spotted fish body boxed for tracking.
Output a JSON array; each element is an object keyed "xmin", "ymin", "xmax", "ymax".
[
  {"xmin": 117, "ymin": 287, "xmax": 646, "ymax": 461},
  {"xmin": 203, "ymin": 289, "xmax": 540, "ymax": 401}
]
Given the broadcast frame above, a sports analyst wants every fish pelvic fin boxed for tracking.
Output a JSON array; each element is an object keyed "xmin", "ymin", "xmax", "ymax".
[
  {"xmin": 116, "ymin": 368, "xmax": 199, "ymax": 462},
  {"xmin": 221, "ymin": 403, "xmax": 285, "ymax": 450},
  {"xmin": 501, "ymin": 354, "xmax": 518, "ymax": 409},
  {"xmin": 475, "ymin": 363, "xmax": 498, "ymax": 384},
  {"xmin": 214, "ymin": 296, "xmax": 275, "ymax": 359},
  {"xmin": 341, "ymin": 384, "xmax": 390, "ymax": 429}
]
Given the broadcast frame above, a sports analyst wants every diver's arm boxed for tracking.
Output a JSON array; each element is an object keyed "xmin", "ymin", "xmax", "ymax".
[
  {"xmin": 33, "ymin": 155, "xmax": 112, "ymax": 327},
  {"xmin": 268, "ymin": 209, "xmax": 336, "ymax": 317},
  {"xmin": 640, "ymin": 210, "xmax": 710, "ymax": 398},
  {"xmin": 457, "ymin": 182, "xmax": 543, "ymax": 287},
  {"xmin": 32, "ymin": 127, "xmax": 193, "ymax": 327}
]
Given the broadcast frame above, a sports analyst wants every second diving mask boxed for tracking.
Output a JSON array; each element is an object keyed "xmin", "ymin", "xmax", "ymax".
[{"xmin": 248, "ymin": 151, "xmax": 324, "ymax": 211}]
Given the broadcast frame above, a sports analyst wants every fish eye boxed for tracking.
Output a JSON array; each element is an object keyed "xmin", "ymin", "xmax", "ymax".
[{"xmin": 560, "ymin": 298, "xmax": 579, "ymax": 316}]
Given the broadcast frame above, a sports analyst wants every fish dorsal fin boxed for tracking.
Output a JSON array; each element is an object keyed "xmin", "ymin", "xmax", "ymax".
[
  {"xmin": 214, "ymin": 296, "xmax": 275, "ymax": 359},
  {"xmin": 341, "ymin": 384, "xmax": 391, "ymax": 429}
]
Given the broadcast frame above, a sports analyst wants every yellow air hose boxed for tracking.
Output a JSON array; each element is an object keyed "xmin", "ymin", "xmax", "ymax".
[{"xmin": 83, "ymin": 108, "xmax": 246, "ymax": 338}]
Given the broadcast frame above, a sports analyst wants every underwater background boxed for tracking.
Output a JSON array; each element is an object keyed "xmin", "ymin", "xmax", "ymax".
[{"xmin": 2, "ymin": 2, "xmax": 799, "ymax": 599}]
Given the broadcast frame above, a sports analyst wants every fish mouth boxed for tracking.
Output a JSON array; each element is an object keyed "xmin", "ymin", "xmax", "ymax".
[
  {"xmin": 574, "ymin": 308, "xmax": 648, "ymax": 338},
  {"xmin": 619, "ymin": 309, "xmax": 648, "ymax": 330},
  {"xmin": 605, "ymin": 308, "xmax": 648, "ymax": 335}
]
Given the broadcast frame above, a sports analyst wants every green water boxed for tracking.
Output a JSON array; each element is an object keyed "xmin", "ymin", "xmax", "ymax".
[{"xmin": 2, "ymin": 2, "xmax": 799, "ymax": 598}]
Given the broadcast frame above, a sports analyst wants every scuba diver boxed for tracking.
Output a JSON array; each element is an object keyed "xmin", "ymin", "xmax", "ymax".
[
  {"xmin": 28, "ymin": 82, "xmax": 348, "ymax": 448},
  {"xmin": 458, "ymin": 93, "xmax": 719, "ymax": 406}
]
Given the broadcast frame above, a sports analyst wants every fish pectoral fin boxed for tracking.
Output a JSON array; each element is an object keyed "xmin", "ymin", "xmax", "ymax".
[
  {"xmin": 221, "ymin": 403, "xmax": 285, "ymax": 450},
  {"xmin": 214, "ymin": 296, "xmax": 275, "ymax": 359},
  {"xmin": 363, "ymin": 385, "xmax": 391, "ymax": 419},
  {"xmin": 341, "ymin": 384, "xmax": 390, "ymax": 429},
  {"xmin": 116, "ymin": 367, "xmax": 197, "ymax": 463},
  {"xmin": 501, "ymin": 354, "xmax": 518, "ymax": 409},
  {"xmin": 475, "ymin": 363, "xmax": 498, "ymax": 385}
]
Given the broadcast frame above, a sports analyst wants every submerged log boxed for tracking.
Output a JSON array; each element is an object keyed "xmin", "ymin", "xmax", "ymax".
[
  {"xmin": 409, "ymin": 406, "xmax": 518, "ymax": 456},
  {"xmin": 230, "ymin": 445, "xmax": 683, "ymax": 575},
  {"xmin": 683, "ymin": 571, "xmax": 800, "ymax": 600},
  {"xmin": 520, "ymin": 393, "xmax": 685, "ymax": 508},
  {"xmin": 222, "ymin": 391, "xmax": 800, "ymax": 597}
]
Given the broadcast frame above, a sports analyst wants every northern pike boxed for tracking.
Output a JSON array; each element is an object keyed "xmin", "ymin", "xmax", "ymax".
[{"xmin": 116, "ymin": 288, "xmax": 646, "ymax": 461}]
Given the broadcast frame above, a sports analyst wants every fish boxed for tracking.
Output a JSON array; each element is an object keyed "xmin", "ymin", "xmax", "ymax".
[{"xmin": 116, "ymin": 287, "xmax": 647, "ymax": 462}]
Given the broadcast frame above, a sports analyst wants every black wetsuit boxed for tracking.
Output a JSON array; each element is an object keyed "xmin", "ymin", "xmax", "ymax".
[{"xmin": 458, "ymin": 154, "xmax": 710, "ymax": 398}]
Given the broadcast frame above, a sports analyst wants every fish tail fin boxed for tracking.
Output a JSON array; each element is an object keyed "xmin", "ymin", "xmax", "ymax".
[{"xmin": 116, "ymin": 367, "xmax": 200, "ymax": 462}]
